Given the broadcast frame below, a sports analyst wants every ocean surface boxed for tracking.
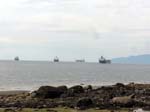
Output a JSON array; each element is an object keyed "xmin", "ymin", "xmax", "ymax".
[{"xmin": 0, "ymin": 60, "xmax": 150, "ymax": 91}]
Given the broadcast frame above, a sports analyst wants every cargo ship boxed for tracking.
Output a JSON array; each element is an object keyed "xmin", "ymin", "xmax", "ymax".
[
  {"xmin": 99, "ymin": 56, "xmax": 111, "ymax": 64},
  {"xmin": 14, "ymin": 56, "xmax": 19, "ymax": 61},
  {"xmin": 53, "ymin": 56, "xmax": 59, "ymax": 62},
  {"xmin": 76, "ymin": 59, "xmax": 85, "ymax": 62}
]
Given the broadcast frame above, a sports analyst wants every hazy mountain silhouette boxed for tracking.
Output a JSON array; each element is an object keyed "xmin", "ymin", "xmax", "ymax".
[{"xmin": 112, "ymin": 54, "xmax": 150, "ymax": 64}]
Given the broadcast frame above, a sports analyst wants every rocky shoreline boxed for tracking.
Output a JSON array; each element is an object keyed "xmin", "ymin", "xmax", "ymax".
[{"xmin": 0, "ymin": 83, "xmax": 150, "ymax": 111}]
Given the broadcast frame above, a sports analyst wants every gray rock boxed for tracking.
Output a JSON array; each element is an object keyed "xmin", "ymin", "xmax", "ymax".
[
  {"xmin": 34, "ymin": 86, "xmax": 68, "ymax": 99},
  {"xmin": 76, "ymin": 98, "xmax": 93, "ymax": 110},
  {"xmin": 68, "ymin": 85, "xmax": 84, "ymax": 95}
]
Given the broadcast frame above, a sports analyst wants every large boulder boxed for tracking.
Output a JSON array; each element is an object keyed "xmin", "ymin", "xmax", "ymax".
[
  {"xmin": 76, "ymin": 98, "xmax": 93, "ymax": 110},
  {"xmin": 67, "ymin": 85, "xmax": 84, "ymax": 96},
  {"xmin": 111, "ymin": 94, "xmax": 135, "ymax": 107},
  {"xmin": 33, "ymin": 86, "xmax": 68, "ymax": 99},
  {"xmin": 114, "ymin": 83, "xmax": 125, "ymax": 88},
  {"xmin": 69, "ymin": 85, "xmax": 84, "ymax": 94},
  {"xmin": 84, "ymin": 85, "xmax": 93, "ymax": 92},
  {"xmin": 57, "ymin": 86, "xmax": 68, "ymax": 93}
]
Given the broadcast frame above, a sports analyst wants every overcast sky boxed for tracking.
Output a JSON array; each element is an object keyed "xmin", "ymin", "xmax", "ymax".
[{"xmin": 0, "ymin": 0, "xmax": 150, "ymax": 61}]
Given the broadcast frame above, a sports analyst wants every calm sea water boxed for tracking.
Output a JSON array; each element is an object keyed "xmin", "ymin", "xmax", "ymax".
[{"xmin": 0, "ymin": 60, "xmax": 150, "ymax": 91}]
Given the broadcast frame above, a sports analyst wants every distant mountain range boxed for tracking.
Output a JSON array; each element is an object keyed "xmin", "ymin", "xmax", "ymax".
[{"xmin": 112, "ymin": 54, "xmax": 150, "ymax": 64}]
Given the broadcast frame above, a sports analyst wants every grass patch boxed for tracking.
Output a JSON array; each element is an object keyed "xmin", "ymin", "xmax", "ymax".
[{"xmin": 0, "ymin": 108, "xmax": 130, "ymax": 112}]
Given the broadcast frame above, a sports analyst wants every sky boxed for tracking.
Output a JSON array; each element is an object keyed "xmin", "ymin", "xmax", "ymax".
[{"xmin": 0, "ymin": 0, "xmax": 150, "ymax": 62}]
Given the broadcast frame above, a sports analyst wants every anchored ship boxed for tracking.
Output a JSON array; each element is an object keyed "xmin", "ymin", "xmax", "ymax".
[
  {"xmin": 76, "ymin": 59, "xmax": 85, "ymax": 62},
  {"xmin": 53, "ymin": 56, "xmax": 59, "ymax": 62},
  {"xmin": 99, "ymin": 56, "xmax": 111, "ymax": 64},
  {"xmin": 14, "ymin": 56, "xmax": 19, "ymax": 61}
]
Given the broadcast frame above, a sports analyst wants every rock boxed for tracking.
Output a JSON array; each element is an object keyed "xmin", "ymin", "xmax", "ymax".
[
  {"xmin": 67, "ymin": 85, "xmax": 84, "ymax": 96},
  {"xmin": 1, "ymin": 84, "xmax": 150, "ymax": 109},
  {"xmin": 30, "ymin": 91, "xmax": 37, "ymax": 98},
  {"xmin": 143, "ymin": 89, "xmax": 150, "ymax": 95},
  {"xmin": 69, "ymin": 85, "xmax": 84, "ymax": 93},
  {"xmin": 100, "ymin": 86, "xmax": 114, "ymax": 91},
  {"xmin": 133, "ymin": 108, "xmax": 149, "ymax": 112},
  {"xmin": 34, "ymin": 86, "xmax": 67, "ymax": 99},
  {"xmin": 57, "ymin": 86, "xmax": 68, "ymax": 93},
  {"xmin": 112, "ymin": 94, "xmax": 135, "ymax": 107},
  {"xmin": 76, "ymin": 98, "xmax": 93, "ymax": 110},
  {"xmin": 114, "ymin": 83, "xmax": 125, "ymax": 88},
  {"xmin": 84, "ymin": 85, "xmax": 93, "ymax": 92},
  {"xmin": 112, "ymin": 94, "xmax": 134, "ymax": 104}
]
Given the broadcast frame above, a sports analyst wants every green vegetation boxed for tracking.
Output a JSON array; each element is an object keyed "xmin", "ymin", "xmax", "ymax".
[{"xmin": 0, "ymin": 108, "xmax": 129, "ymax": 112}]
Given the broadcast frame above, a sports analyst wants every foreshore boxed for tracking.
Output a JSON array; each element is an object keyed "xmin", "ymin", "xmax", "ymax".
[
  {"xmin": 0, "ymin": 90, "xmax": 29, "ymax": 96},
  {"xmin": 0, "ymin": 83, "xmax": 150, "ymax": 112}
]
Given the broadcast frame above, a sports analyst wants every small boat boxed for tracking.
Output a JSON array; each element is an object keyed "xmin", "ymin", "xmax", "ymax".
[
  {"xmin": 76, "ymin": 59, "xmax": 85, "ymax": 62},
  {"xmin": 54, "ymin": 56, "xmax": 59, "ymax": 62},
  {"xmin": 99, "ymin": 56, "xmax": 111, "ymax": 64},
  {"xmin": 14, "ymin": 56, "xmax": 19, "ymax": 61}
]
